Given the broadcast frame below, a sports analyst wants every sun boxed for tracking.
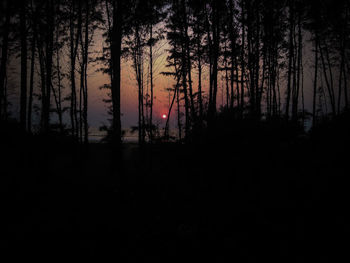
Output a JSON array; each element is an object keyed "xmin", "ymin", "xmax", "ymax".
[{"xmin": 162, "ymin": 114, "xmax": 167, "ymax": 119}]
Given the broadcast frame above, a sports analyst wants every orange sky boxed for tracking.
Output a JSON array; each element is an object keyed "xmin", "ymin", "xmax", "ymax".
[
  {"xmin": 87, "ymin": 33, "xmax": 211, "ymax": 131},
  {"xmin": 6, "ymin": 26, "xmax": 315, "ymax": 133},
  {"xmin": 87, "ymin": 43, "xmax": 178, "ymax": 129}
]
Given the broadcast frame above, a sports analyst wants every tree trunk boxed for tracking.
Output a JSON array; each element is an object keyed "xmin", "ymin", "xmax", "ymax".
[
  {"xmin": 338, "ymin": 52, "xmax": 344, "ymax": 114},
  {"xmin": 70, "ymin": 2, "xmax": 77, "ymax": 137},
  {"xmin": 343, "ymin": 58, "xmax": 348, "ymax": 110},
  {"xmin": 196, "ymin": 27, "xmax": 203, "ymax": 120},
  {"xmin": 56, "ymin": 42, "xmax": 63, "ymax": 134},
  {"xmin": 164, "ymin": 78, "xmax": 179, "ymax": 139},
  {"xmin": 224, "ymin": 41, "xmax": 230, "ymax": 108},
  {"xmin": 111, "ymin": 0, "xmax": 122, "ymax": 145},
  {"xmin": 150, "ymin": 24, "xmax": 154, "ymax": 143},
  {"xmin": 240, "ymin": 0, "xmax": 245, "ymax": 118},
  {"xmin": 177, "ymin": 80, "xmax": 182, "ymax": 141},
  {"xmin": 319, "ymin": 41, "xmax": 336, "ymax": 117},
  {"xmin": 182, "ymin": 0, "xmax": 195, "ymax": 121},
  {"xmin": 181, "ymin": 40, "xmax": 190, "ymax": 138},
  {"xmin": 83, "ymin": 1, "xmax": 90, "ymax": 143},
  {"xmin": 312, "ymin": 36, "xmax": 319, "ymax": 127},
  {"xmin": 210, "ymin": 2, "xmax": 219, "ymax": 119},
  {"xmin": 42, "ymin": 0, "xmax": 54, "ymax": 134},
  {"xmin": 0, "ymin": 10, "xmax": 10, "ymax": 119},
  {"xmin": 229, "ymin": 0, "xmax": 236, "ymax": 110},
  {"xmin": 285, "ymin": 1, "xmax": 294, "ymax": 120},
  {"xmin": 28, "ymin": 22, "xmax": 35, "ymax": 133},
  {"xmin": 20, "ymin": 0, "xmax": 28, "ymax": 130},
  {"xmin": 324, "ymin": 43, "xmax": 336, "ymax": 114}
]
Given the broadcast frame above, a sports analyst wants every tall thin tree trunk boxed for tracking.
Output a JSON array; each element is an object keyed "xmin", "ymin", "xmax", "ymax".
[
  {"xmin": 70, "ymin": 3, "xmax": 77, "ymax": 137},
  {"xmin": 196, "ymin": 27, "xmax": 203, "ymax": 120},
  {"xmin": 69, "ymin": 1, "xmax": 82, "ymax": 138},
  {"xmin": 181, "ymin": 40, "xmax": 190, "ymax": 138},
  {"xmin": 338, "ymin": 53, "xmax": 344, "ymax": 114},
  {"xmin": 255, "ymin": 4, "xmax": 261, "ymax": 119},
  {"xmin": 240, "ymin": 0, "xmax": 245, "ymax": 118},
  {"xmin": 343, "ymin": 59, "xmax": 348, "ymax": 110},
  {"xmin": 164, "ymin": 79, "xmax": 179, "ymax": 139},
  {"xmin": 324, "ymin": 43, "xmax": 335, "ymax": 114},
  {"xmin": 83, "ymin": 0, "xmax": 90, "ymax": 143},
  {"xmin": 319, "ymin": 41, "xmax": 336, "ymax": 117},
  {"xmin": 20, "ymin": 0, "xmax": 28, "ymax": 130},
  {"xmin": 285, "ymin": 1, "xmax": 294, "ymax": 120},
  {"xmin": 0, "ymin": 10, "xmax": 10, "ymax": 119},
  {"xmin": 296, "ymin": 14, "xmax": 303, "ymax": 122},
  {"xmin": 312, "ymin": 36, "xmax": 319, "ymax": 127},
  {"xmin": 343, "ymin": 7, "xmax": 349, "ymax": 110},
  {"xmin": 111, "ymin": 0, "xmax": 122, "ymax": 145},
  {"xmin": 56, "ymin": 44, "xmax": 63, "ymax": 134},
  {"xmin": 43, "ymin": 0, "xmax": 54, "ymax": 134},
  {"xmin": 224, "ymin": 41, "xmax": 230, "ymax": 108},
  {"xmin": 28, "ymin": 24, "xmax": 36, "ymax": 132},
  {"xmin": 135, "ymin": 26, "xmax": 142, "ymax": 144},
  {"xmin": 177, "ymin": 80, "xmax": 182, "ymax": 141},
  {"xmin": 54, "ymin": 1, "xmax": 63, "ymax": 134},
  {"xmin": 150, "ymin": 24, "xmax": 154, "ymax": 143},
  {"xmin": 210, "ymin": 2, "xmax": 219, "ymax": 119},
  {"xmin": 182, "ymin": 0, "xmax": 195, "ymax": 122},
  {"xmin": 229, "ymin": 0, "xmax": 236, "ymax": 110},
  {"xmin": 37, "ymin": 39, "xmax": 46, "ymax": 130},
  {"xmin": 80, "ymin": 70, "xmax": 83, "ymax": 143},
  {"xmin": 205, "ymin": 7, "xmax": 213, "ymax": 113}
]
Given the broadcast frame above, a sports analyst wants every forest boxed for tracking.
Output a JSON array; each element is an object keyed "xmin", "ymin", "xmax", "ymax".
[{"xmin": 1, "ymin": 0, "xmax": 350, "ymax": 261}]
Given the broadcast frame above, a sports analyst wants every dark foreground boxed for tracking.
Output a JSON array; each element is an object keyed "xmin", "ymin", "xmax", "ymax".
[{"xmin": 1, "ymin": 119, "xmax": 349, "ymax": 261}]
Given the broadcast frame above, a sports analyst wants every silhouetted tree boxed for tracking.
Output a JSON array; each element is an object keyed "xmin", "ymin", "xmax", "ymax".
[
  {"xmin": 20, "ymin": 0, "xmax": 28, "ymax": 130},
  {"xmin": 110, "ymin": 0, "xmax": 129, "ymax": 145},
  {"xmin": 3, "ymin": 0, "xmax": 350, "ymax": 142},
  {"xmin": 0, "ymin": 1, "xmax": 12, "ymax": 120}
]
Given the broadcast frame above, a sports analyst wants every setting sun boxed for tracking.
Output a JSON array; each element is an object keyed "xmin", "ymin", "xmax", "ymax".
[{"xmin": 162, "ymin": 114, "xmax": 167, "ymax": 119}]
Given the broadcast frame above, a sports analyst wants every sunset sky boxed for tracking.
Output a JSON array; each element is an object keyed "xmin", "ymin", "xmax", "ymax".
[
  {"xmin": 5, "ymin": 25, "xmax": 317, "ymax": 133},
  {"xmin": 86, "ymin": 29, "xmax": 211, "ymax": 132},
  {"xmin": 86, "ymin": 30, "xmax": 315, "ymax": 132}
]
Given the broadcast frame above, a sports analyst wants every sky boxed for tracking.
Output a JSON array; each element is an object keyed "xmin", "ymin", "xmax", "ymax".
[
  {"xmin": 85, "ymin": 29, "xmax": 316, "ymax": 133},
  {"xmin": 6, "ymin": 28, "xmax": 188, "ymax": 133},
  {"xmin": 5, "ymin": 26, "xmax": 318, "ymax": 134},
  {"xmin": 85, "ymin": 28, "xmax": 210, "ymax": 134}
]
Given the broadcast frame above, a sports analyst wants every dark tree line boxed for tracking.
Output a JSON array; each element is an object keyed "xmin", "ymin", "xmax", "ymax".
[{"xmin": 1, "ymin": 0, "xmax": 349, "ymax": 144}]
